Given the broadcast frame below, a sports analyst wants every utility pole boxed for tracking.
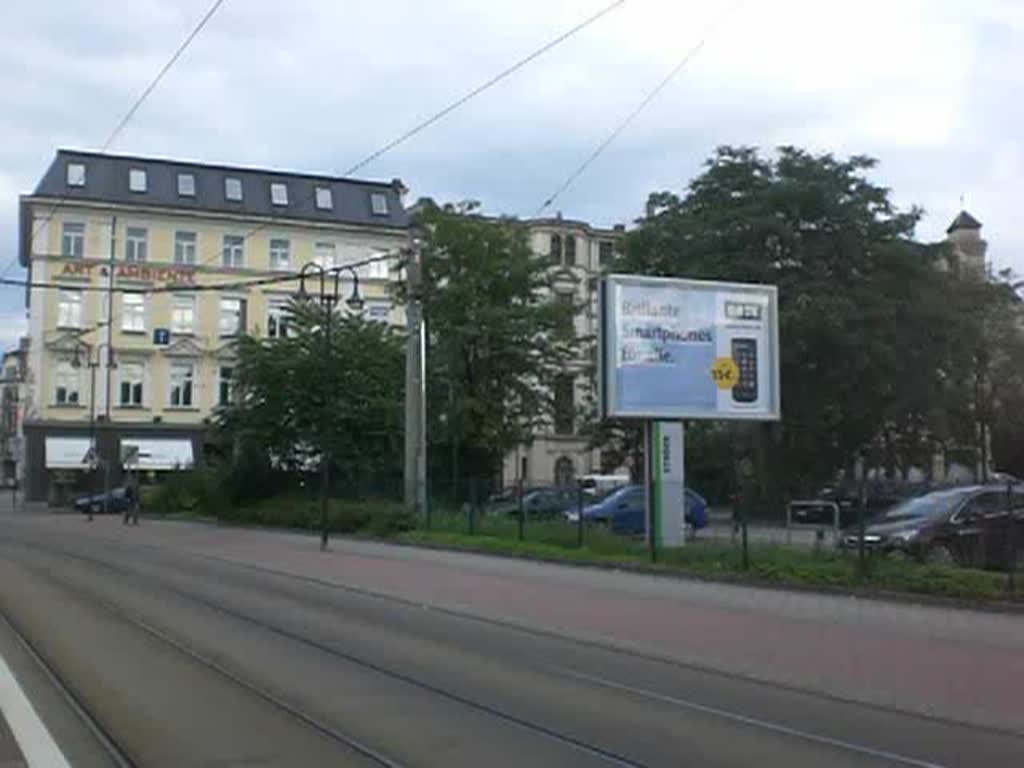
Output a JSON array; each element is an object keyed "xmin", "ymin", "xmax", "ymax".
[
  {"xmin": 102, "ymin": 216, "xmax": 116, "ymax": 515},
  {"xmin": 403, "ymin": 229, "xmax": 427, "ymax": 520}
]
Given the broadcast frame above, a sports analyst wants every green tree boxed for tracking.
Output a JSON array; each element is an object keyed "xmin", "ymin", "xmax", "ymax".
[
  {"xmin": 219, "ymin": 299, "xmax": 404, "ymax": 497},
  {"xmin": 612, "ymin": 145, "xmax": 956, "ymax": 498},
  {"xmin": 400, "ymin": 201, "xmax": 575, "ymax": 501}
]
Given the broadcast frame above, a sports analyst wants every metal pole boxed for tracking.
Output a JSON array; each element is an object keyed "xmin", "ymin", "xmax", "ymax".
[
  {"xmin": 404, "ymin": 233, "xmax": 427, "ymax": 521},
  {"xmin": 576, "ymin": 480, "xmax": 584, "ymax": 548},
  {"xmin": 644, "ymin": 421, "xmax": 656, "ymax": 563},
  {"xmin": 320, "ymin": 296, "xmax": 332, "ymax": 551},
  {"xmin": 418, "ymin": 314, "xmax": 428, "ymax": 521},
  {"xmin": 857, "ymin": 481, "xmax": 867, "ymax": 580},
  {"xmin": 1007, "ymin": 480, "xmax": 1016, "ymax": 594},
  {"xmin": 88, "ymin": 362, "xmax": 97, "ymax": 522},
  {"xmin": 517, "ymin": 477, "xmax": 525, "ymax": 541},
  {"xmin": 102, "ymin": 215, "xmax": 116, "ymax": 516},
  {"xmin": 739, "ymin": 493, "xmax": 749, "ymax": 571}
]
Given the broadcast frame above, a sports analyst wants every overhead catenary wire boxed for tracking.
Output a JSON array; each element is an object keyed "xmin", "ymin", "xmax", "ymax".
[
  {"xmin": 16, "ymin": 0, "xmax": 624, "ymax": 337},
  {"xmin": 535, "ymin": 0, "xmax": 745, "ymax": 216},
  {"xmin": 167, "ymin": 0, "xmax": 630, "ymax": 281},
  {"xmin": 30, "ymin": 250, "xmax": 401, "ymax": 342},
  {"xmin": 341, "ymin": 0, "xmax": 628, "ymax": 178},
  {"xmin": 2, "ymin": 251, "xmax": 397, "ymax": 297},
  {"xmin": 1, "ymin": 0, "xmax": 229, "ymax": 279}
]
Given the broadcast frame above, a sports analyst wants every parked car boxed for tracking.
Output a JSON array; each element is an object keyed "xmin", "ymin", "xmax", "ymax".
[
  {"xmin": 489, "ymin": 486, "xmax": 579, "ymax": 518},
  {"xmin": 839, "ymin": 485, "xmax": 1024, "ymax": 569},
  {"xmin": 73, "ymin": 486, "xmax": 135, "ymax": 516},
  {"xmin": 564, "ymin": 484, "xmax": 707, "ymax": 535}
]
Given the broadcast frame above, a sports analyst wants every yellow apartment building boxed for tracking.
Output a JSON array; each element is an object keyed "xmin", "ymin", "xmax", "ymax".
[{"xmin": 18, "ymin": 149, "xmax": 408, "ymax": 502}]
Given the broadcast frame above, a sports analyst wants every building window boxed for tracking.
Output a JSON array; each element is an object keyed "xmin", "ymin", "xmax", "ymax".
[
  {"xmin": 171, "ymin": 294, "xmax": 195, "ymax": 334},
  {"xmin": 218, "ymin": 366, "xmax": 234, "ymax": 406},
  {"xmin": 554, "ymin": 375, "xmax": 574, "ymax": 435},
  {"xmin": 370, "ymin": 192, "xmax": 389, "ymax": 215},
  {"xmin": 366, "ymin": 254, "xmax": 389, "ymax": 280},
  {"xmin": 222, "ymin": 235, "xmax": 245, "ymax": 268},
  {"xmin": 54, "ymin": 361, "xmax": 81, "ymax": 405},
  {"xmin": 556, "ymin": 292, "xmax": 574, "ymax": 334},
  {"xmin": 128, "ymin": 168, "xmax": 147, "ymax": 193},
  {"xmin": 66, "ymin": 162, "xmax": 86, "ymax": 187},
  {"xmin": 554, "ymin": 456, "xmax": 575, "ymax": 487},
  {"xmin": 314, "ymin": 241, "xmax": 336, "ymax": 269},
  {"xmin": 550, "ymin": 234, "xmax": 562, "ymax": 265},
  {"xmin": 57, "ymin": 289, "xmax": 82, "ymax": 328},
  {"xmin": 61, "ymin": 222, "xmax": 85, "ymax": 258},
  {"xmin": 225, "ymin": 177, "xmax": 243, "ymax": 201},
  {"xmin": 598, "ymin": 240, "xmax": 613, "ymax": 265},
  {"xmin": 174, "ymin": 231, "xmax": 197, "ymax": 264},
  {"xmin": 315, "ymin": 186, "xmax": 333, "ymax": 210},
  {"xmin": 564, "ymin": 235, "xmax": 576, "ymax": 266},
  {"xmin": 269, "ymin": 238, "xmax": 290, "ymax": 271},
  {"xmin": 122, "ymin": 293, "xmax": 145, "ymax": 332},
  {"xmin": 270, "ymin": 182, "xmax": 288, "ymax": 206},
  {"xmin": 125, "ymin": 227, "xmax": 147, "ymax": 262},
  {"xmin": 219, "ymin": 297, "xmax": 245, "ymax": 336},
  {"xmin": 266, "ymin": 300, "xmax": 290, "ymax": 338},
  {"xmin": 118, "ymin": 362, "xmax": 144, "ymax": 406},
  {"xmin": 177, "ymin": 173, "xmax": 196, "ymax": 197},
  {"xmin": 168, "ymin": 364, "xmax": 194, "ymax": 407},
  {"xmin": 366, "ymin": 302, "xmax": 390, "ymax": 323}
]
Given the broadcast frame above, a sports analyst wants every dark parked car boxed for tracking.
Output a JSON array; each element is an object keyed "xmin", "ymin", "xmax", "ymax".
[
  {"xmin": 839, "ymin": 485, "xmax": 1024, "ymax": 569},
  {"xmin": 73, "ymin": 486, "xmax": 135, "ymax": 516},
  {"xmin": 489, "ymin": 486, "xmax": 579, "ymax": 518},
  {"xmin": 817, "ymin": 482, "xmax": 932, "ymax": 528},
  {"xmin": 565, "ymin": 484, "xmax": 707, "ymax": 535}
]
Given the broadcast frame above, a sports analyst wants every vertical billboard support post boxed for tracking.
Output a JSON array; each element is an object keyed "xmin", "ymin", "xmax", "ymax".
[
  {"xmin": 651, "ymin": 420, "xmax": 686, "ymax": 549},
  {"xmin": 644, "ymin": 421, "xmax": 655, "ymax": 563}
]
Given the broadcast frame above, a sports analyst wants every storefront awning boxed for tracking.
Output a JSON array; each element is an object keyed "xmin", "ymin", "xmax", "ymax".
[
  {"xmin": 121, "ymin": 438, "xmax": 194, "ymax": 471},
  {"xmin": 45, "ymin": 437, "xmax": 94, "ymax": 469}
]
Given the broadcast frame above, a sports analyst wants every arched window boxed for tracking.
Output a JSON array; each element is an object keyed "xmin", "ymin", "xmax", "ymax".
[
  {"xmin": 554, "ymin": 456, "xmax": 575, "ymax": 488},
  {"xmin": 564, "ymin": 235, "xmax": 576, "ymax": 266},
  {"xmin": 550, "ymin": 234, "xmax": 562, "ymax": 264}
]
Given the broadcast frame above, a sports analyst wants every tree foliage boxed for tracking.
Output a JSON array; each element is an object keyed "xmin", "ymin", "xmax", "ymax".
[
  {"xmin": 219, "ymin": 299, "xmax": 404, "ymax": 496},
  {"xmin": 610, "ymin": 145, "xmax": 1020, "ymax": 496},
  {"xmin": 399, "ymin": 201, "xmax": 576, "ymax": 498}
]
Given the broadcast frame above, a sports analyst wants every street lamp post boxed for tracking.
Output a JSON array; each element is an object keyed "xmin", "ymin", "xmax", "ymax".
[
  {"xmin": 72, "ymin": 341, "xmax": 116, "ymax": 521},
  {"xmin": 296, "ymin": 262, "xmax": 364, "ymax": 551}
]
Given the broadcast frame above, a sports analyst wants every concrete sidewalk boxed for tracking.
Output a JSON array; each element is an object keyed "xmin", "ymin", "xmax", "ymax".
[{"xmin": 7, "ymin": 512, "xmax": 1024, "ymax": 735}]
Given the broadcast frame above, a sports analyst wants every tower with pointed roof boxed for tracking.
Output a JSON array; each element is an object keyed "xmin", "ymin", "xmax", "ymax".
[{"xmin": 945, "ymin": 209, "xmax": 987, "ymax": 278}]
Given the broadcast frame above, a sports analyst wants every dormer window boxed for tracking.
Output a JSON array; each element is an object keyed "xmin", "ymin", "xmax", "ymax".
[
  {"xmin": 128, "ymin": 168, "xmax": 147, "ymax": 193},
  {"xmin": 270, "ymin": 182, "xmax": 288, "ymax": 206},
  {"xmin": 66, "ymin": 162, "xmax": 86, "ymax": 187},
  {"xmin": 315, "ymin": 186, "xmax": 333, "ymax": 210},
  {"xmin": 177, "ymin": 173, "xmax": 196, "ymax": 197},
  {"xmin": 225, "ymin": 177, "xmax": 243, "ymax": 201},
  {"xmin": 370, "ymin": 192, "xmax": 389, "ymax": 215}
]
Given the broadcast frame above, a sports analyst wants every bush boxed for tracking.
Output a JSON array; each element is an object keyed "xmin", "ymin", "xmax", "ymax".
[
  {"xmin": 144, "ymin": 467, "xmax": 230, "ymax": 516},
  {"xmin": 218, "ymin": 494, "xmax": 411, "ymax": 537}
]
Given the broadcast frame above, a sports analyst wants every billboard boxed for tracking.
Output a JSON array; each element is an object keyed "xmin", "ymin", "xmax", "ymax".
[{"xmin": 600, "ymin": 275, "xmax": 780, "ymax": 421}]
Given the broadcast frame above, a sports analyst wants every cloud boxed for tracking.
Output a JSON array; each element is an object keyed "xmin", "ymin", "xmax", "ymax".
[{"xmin": 1, "ymin": 0, "xmax": 1022, "ymax": 340}]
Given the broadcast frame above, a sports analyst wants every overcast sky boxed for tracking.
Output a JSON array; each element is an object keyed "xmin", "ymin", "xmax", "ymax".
[{"xmin": 1, "ymin": 0, "xmax": 1021, "ymax": 349}]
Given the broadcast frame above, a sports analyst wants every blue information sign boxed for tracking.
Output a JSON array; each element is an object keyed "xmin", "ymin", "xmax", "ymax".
[{"xmin": 153, "ymin": 328, "xmax": 171, "ymax": 346}]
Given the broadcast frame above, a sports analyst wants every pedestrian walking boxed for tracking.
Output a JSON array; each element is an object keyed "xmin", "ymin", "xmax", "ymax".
[{"xmin": 122, "ymin": 470, "xmax": 140, "ymax": 526}]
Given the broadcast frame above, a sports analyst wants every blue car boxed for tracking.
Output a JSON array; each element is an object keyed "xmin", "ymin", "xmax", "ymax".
[{"xmin": 566, "ymin": 484, "xmax": 707, "ymax": 535}]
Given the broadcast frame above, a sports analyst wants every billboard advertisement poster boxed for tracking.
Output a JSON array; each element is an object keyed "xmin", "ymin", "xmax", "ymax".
[
  {"xmin": 600, "ymin": 275, "xmax": 780, "ymax": 421},
  {"xmin": 651, "ymin": 421, "xmax": 685, "ymax": 548}
]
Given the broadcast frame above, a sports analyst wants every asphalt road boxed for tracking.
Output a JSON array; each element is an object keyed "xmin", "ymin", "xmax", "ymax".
[{"xmin": 0, "ymin": 513, "xmax": 1021, "ymax": 767}]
